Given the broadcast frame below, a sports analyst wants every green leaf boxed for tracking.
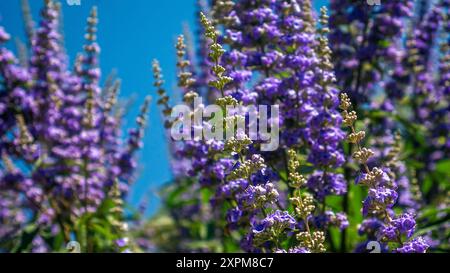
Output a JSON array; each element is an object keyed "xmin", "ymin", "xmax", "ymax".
[
  {"xmin": 436, "ymin": 160, "xmax": 450, "ymax": 177},
  {"xmin": 377, "ymin": 39, "xmax": 390, "ymax": 48},
  {"xmin": 421, "ymin": 177, "xmax": 433, "ymax": 195},
  {"xmin": 12, "ymin": 224, "xmax": 40, "ymax": 253}
]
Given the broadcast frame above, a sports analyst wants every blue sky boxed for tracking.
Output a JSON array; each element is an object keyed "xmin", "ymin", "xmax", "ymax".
[{"xmin": 0, "ymin": 0, "xmax": 327, "ymax": 215}]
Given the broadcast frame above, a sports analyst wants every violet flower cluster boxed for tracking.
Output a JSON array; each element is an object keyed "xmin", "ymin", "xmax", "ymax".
[
  {"xmin": 340, "ymin": 93, "xmax": 428, "ymax": 253},
  {"xmin": 1, "ymin": 0, "xmax": 448, "ymax": 253},
  {"xmin": 146, "ymin": 0, "xmax": 448, "ymax": 254},
  {"xmin": 0, "ymin": 0, "xmax": 148, "ymax": 252},
  {"xmin": 151, "ymin": 0, "xmax": 351, "ymax": 253}
]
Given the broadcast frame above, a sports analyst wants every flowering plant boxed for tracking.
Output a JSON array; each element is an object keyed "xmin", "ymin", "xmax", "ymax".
[
  {"xmin": 0, "ymin": 0, "xmax": 448, "ymax": 253},
  {"xmin": 0, "ymin": 0, "xmax": 148, "ymax": 252},
  {"xmin": 142, "ymin": 0, "xmax": 449, "ymax": 253}
]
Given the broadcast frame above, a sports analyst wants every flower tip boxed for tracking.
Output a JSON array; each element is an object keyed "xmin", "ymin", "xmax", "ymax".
[
  {"xmin": 91, "ymin": 6, "xmax": 98, "ymax": 17},
  {"xmin": 0, "ymin": 27, "xmax": 11, "ymax": 43}
]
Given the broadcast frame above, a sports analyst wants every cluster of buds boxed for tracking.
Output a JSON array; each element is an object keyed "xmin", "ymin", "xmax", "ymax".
[
  {"xmin": 290, "ymin": 194, "xmax": 315, "ymax": 219},
  {"xmin": 300, "ymin": 0, "xmax": 315, "ymax": 34},
  {"xmin": 1, "ymin": 151, "xmax": 16, "ymax": 173},
  {"xmin": 216, "ymin": 95, "xmax": 238, "ymax": 111},
  {"xmin": 353, "ymin": 147, "xmax": 375, "ymax": 164},
  {"xmin": 219, "ymin": 96, "xmax": 242, "ymax": 144},
  {"xmin": 342, "ymin": 110, "xmax": 357, "ymax": 127},
  {"xmin": 176, "ymin": 35, "xmax": 196, "ymax": 92},
  {"xmin": 286, "ymin": 149, "xmax": 324, "ymax": 252},
  {"xmin": 183, "ymin": 91, "xmax": 199, "ymax": 104},
  {"xmin": 287, "ymin": 149, "xmax": 307, "ymax": 188},
  {"xmin": 340, "ymin": 94, "xmax": 364, "ymax": 142},
  {"xmin": 174, "ymin": 34, "xmax": 200, "ymax": 109},
  {"xmin": 347, "ymin": 131, "xmax": 366, "ymax": 144},
  {"xmin": 358, "ymin": 167, "xmax": 385, "ymax": 187},
  {"xmin": 296, "ymin": 231, "xmax": 326, "ymax": 253},
  {"xmin": 109, "ymin": 180, "xmax": 125, "ymax": 228},
  {"xmin": 316, "ymin": 7, "xmax": 335, "ymax": 87},
  {"xmin": 340, "ymin": 93, "xmax": 374, "ymax": 166},
  {"xmin": 81, "ymin": 7, "xmax": 100, "ymax": 130},
  {"xmin": 224, "ymin": 133, "xmax": 252, "ymax": 154},
  {"xmin": 128, "ymin": 96, "xmax": 151, "ymax": 152},
  {"xmin": 83, "ymin": 88, "xmax": 96, "ymax": 128},
  {"xmin": 15, "ymin": 114, "xmax": 39, "ymax": 161},
  {"xmin": 409, "ymin": 170, "xmax": 424, "ymax": 204},
  {"xmin": 152, "ymin": 60, "xmax": 173, "ymax": 128},
  {"xmin": 84, "ymin": 7, "xmax": 98, "ymax": 49},
  {"xmin": 210, "ymin": 0, "xmax": 235, "ymax": 25},
  {"xmin": 253, "ymin": 183, "xmax": 279, "ymax": 209},
  {"xmin": 104, "ymin": 80, "xmax": 121, "ymax": 114},
  {"xmin": 16, "ymin": 114, "xmax": 34, "ymax": 148},
  {"xmin": 48, "ymin": 75, "xmax": 63, "ymax": 110},
  {"xmin": 108, "ymin": 180, "xmax": 131, "ymax": 252},
  {"xmin": 199, "ymin": 13, "xmax": 255, "ymax": 162},
  {"xmin": 339, "ymin": 92, "xmax": 352, "ymax": 110},
  {"xmin": 200, "ymin": 12, "xmax": 232, "ymax": 95},
  {"xmin": 227, "ymin": 154, "xmax": 266, "ymax": 181}
]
